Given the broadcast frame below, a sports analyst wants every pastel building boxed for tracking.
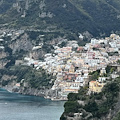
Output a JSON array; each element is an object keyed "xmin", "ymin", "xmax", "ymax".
[{"xmin": 89, "ymin": 81, "xmax": 105, "ymax": 93}]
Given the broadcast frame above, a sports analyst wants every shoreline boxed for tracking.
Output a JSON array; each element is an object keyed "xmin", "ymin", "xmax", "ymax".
[{"xmin": 0, "ymin": 85, "xmax": 67, "ymax": 101}]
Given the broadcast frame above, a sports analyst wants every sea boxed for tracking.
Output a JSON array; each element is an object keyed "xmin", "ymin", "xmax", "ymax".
[{"xmin": 0, "ymin": 88, "xmax": 65, "ymax": 120}]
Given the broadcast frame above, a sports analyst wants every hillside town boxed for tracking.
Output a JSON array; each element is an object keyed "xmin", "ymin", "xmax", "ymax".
[
  {"xmin": 21, "ymin": 34, "xmax": 120, "ymax": 100},
  {"xmin": 1, "ymin": 30, "xmax": 119, "ymax": 100}
]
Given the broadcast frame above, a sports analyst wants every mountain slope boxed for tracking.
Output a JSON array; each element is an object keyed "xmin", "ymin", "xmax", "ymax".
[{"xmin": 0, "ymin": 0, "xmax": 120, "ymax": 36}]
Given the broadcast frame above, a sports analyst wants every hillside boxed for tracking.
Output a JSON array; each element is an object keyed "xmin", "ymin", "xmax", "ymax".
[
  {"xmin": 0, "ymin": 0, "xmax": 120, "ymax": 37},
  {"xmin": 60, "ymin": 66, "xmax": 120, "ymax": 120}
]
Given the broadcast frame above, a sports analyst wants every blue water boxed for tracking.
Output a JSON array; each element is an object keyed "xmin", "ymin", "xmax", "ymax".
[{"xmin": 0, "ymin": 88, "xmax": 65, "ymax": 120}]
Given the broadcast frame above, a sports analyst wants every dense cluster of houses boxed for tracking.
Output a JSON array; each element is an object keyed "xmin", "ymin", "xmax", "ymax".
[{"xmin": 24, "ymin": 34, "xmax": 120, "ymax": 100}]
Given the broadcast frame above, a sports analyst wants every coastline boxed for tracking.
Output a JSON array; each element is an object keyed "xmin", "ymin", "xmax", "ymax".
[{"xmin": 0, "ymin": 85, "xmax": 67, "ymax": 101}]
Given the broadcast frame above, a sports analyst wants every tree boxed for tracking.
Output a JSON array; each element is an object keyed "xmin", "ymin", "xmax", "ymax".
[
  {"xmin": 64, "ymin": 101, "xmax": 79, "ymax": 113},
  {"xmin": 67, "ymin": 93, "xmax": 77, "ymax": 101}
]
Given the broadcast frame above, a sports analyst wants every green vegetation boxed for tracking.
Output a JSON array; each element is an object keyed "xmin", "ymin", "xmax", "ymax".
[
  {"xmin": 0, "ymin": 0, "xmax": 16, "ymax": 14},
  {"xmin": 89, "ymin": 70, "xmax": 100, "ymax": 80},
  {"xmin": 0, "ymin": 65, "xmax": 55, "ymax": 89},
  {"xmin": 61, "ymin": 66, "xmax": 120, "ymax": 120},
  {"xmin": 26, "ymin": 31, "xmax": 64, "ymax": 42},
  {"xmin": 106, "ymin": 65, "xmax": 117, "ymax": 74},
  {"xmin": 64, "ymin": 101, "xmax": 80, "ymax": 113},
  {"xmin": 61, "ymin": 79, "xmax": 120, "ymax": 119},
  {"xmin": 117, "ymin": 60, "xmax": 120, "ymax": 64},
  {"xmin": 61, "ymin": 86, "xmax": 88, "ymax": 115},
  {"xmin": 89, "ymin": 65, "xmax": 117, "ymax": 80},
  {"xmin": 0, "ymin": 0, "xmax": 120, "ymax": 37},
  {"xmin": 90, "ymin": 71, "xmax": 99, "ymax": 80},
  {"xmin": 108, "ymin": 51, "xmax": 119, "ymax": 56}
]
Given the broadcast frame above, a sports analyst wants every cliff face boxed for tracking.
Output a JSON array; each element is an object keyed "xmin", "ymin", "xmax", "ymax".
[
  {"xmin": 0, "ymin": 48, "xmax": 9, "ymax": 69},
  {"xmin": 30, "ymin": 49, "xmax": 46, "ymax": 60},
  {"xmin": 0, "ymin": 59, "xmax": 8, "ymax": 69},
  {"xmin": 0, "ymin": 65, "xmax": 57, "ymax": 99},
  {"xmin": 9, "ymin": 33, "xmax": 33, "ymax": 54},
  {"xmin": 0, "ymin": 50, "xmax": 7, "ymax": 59},
  {"xmin": 0, "ymin": 77, "xmax": 59, "ymax": 99},
  {"xmin": 1, "ymin": 81, "xmax": 49, "ymax": 97}
]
